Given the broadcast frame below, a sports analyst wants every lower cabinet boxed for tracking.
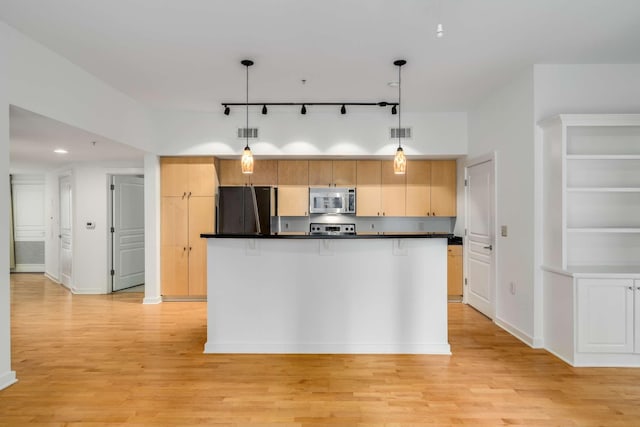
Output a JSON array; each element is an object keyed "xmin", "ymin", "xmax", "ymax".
[
  {"xmin": 577, "ymin": 278, "xmax": 640, "ymax": 354},
  {"xmin": 447, "ymin": 245, "xmax": 463, "ymax": 299}
]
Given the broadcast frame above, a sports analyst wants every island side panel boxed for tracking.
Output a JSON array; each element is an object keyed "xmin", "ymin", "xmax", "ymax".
[{"xmin": 205, "ymin": 237, "xmax": 449, "ymax": 354}]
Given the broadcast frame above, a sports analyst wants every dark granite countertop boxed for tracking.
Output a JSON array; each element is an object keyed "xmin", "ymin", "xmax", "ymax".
[{"xmin": 201, "ymin": 232, "xmax": 456, "ymax": 240}]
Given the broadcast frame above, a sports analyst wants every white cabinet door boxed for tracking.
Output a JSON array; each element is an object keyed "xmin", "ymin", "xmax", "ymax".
[{"xmin": 577, "ymin": 278, "xmax": 634, "ymax": 353}]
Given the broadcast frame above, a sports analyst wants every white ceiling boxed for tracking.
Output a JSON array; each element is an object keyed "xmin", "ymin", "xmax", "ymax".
[{"xmin": 2, "ymin": 0, "xmax": 640, "ymax": 169}]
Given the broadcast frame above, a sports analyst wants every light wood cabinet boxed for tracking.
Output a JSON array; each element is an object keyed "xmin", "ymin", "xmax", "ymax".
[
  {"xmin": 160, "ymin": 157, "xmax": 216, "ymax": 298},
  {"xmin": 218, "ymin": 159, "xmax": 277, "ymax": 186},
  {"xmin": 278, "ymin": 161, "xmax": 309, "ymax": 216},
  {"xmin": 356, "ymin": 160, "xmax": 382, "ymax": 216},
  {"xmin": 278, "ymin": 186, "xmax": 309, "ymax": 216},
  {"xmin": 309, "ymin": 160, "xmax": 357, "ymax": 187},
  {"xmin": 356, "ymin": 160, "xmax": 406, "ymax": 216},
  {"xmin": 447, "ymin": 245, "xmax": 463, "ymax": 298},
  {"xmin": 406, "ymin": 160, "xmax": 431, "ymax": 216},
  {"xmin": 431, "ymin": 160, "xmax": 457, "ymax": 216},
  {"xmin": 381, "ymin": 160, "xmax": 406, "ymax": 216}
]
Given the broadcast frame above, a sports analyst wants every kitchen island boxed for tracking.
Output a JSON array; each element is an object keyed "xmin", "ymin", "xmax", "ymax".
[{"xmin": 201, "ymin": 233, "xmax": 451, "ymax": 354}]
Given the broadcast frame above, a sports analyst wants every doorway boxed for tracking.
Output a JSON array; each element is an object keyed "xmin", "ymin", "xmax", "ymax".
[
  {"xmin": 464, "ymin": 154, "xmax": 497, "ymax": 319},
  {"xmin": 58, "ymin": 175, "xmax": 73, "ymax": 289},
  {"xmin": 109, "ymin": 175, "xmax": 145, "ymax": 292}
]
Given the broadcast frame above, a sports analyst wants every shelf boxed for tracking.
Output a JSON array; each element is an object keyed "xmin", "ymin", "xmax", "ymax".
[
  {"xmin": 567, "ymin": 265, "xmax": 640, "ymax": 276},
  {"xmin": 567, "ymin": 154, "xmax": 640, "ymax": 160},
  {"xmin": 567, "ymin": 187, "xmax": 640, "ymax": 193},
  {"xmin": 567, "ymin": 227, "xmax": 640, "ymax": 233}
]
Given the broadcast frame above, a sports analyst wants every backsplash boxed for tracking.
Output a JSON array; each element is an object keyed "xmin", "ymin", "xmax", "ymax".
[{"xmin": 272, "ymin": 214, "xmax": 455, "ymax": 234}]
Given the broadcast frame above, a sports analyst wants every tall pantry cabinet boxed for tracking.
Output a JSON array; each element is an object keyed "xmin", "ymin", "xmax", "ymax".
[{"xmin": 160, "ymin": 157, "xmax": 216, "ymax": 298}]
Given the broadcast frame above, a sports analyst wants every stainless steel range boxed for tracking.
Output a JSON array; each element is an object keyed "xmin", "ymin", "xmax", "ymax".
[{"xmin": 309, "ymin": 222, "xmax": 356, "ymax": 235}]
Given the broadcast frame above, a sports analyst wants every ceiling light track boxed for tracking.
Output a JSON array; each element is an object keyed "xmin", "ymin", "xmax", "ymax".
[{"xmin": 222, "ymin": 101, "xmax": 399, "ymax": 115}]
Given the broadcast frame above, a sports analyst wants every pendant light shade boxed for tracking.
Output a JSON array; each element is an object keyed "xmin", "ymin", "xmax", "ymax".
[
  {"xmin": 241, "ymin": 59, "xmax": 254, "ymax": 174},
  {"xmin": 393, "ymin": 59, "xmax": 407, "ymax": 174}
]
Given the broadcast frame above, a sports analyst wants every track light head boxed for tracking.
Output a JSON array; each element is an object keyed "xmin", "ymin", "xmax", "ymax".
[
  {"xmin": 391, "ymin": 105, "xmax": 397, "ymax": 115},
  {"xmin": 262, "ymin": 105, "xmax": 267, "ymax": 115},
  {"xmin": 340, "ymin": 104, "xmax": 346, "ymax": 115},
  {"xmin": 301, "ymin": 104, "xmax": 307, "ymax": 115},
  {"xmin": 224, "ymin": 105, "xmax": 230, "ymax": 115}
]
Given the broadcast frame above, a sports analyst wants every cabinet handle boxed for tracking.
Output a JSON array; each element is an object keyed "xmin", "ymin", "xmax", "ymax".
[
  {"xmin": 629, "ymin": 286, "xmax": 634, "ymax": 290},
  {"xmin": 427, "ymin": 212, "xmax": 430, "ymax": 216},
  {"xmin": 432, "ymin": 212, "xmax": 436, "ymax": 216},
  {"xmin": 383, "ymin": 212, "xmax": 386, "ymax": 216},
  {"xmin": 182, "ymin": 192, "xmax": 187, "ymax": 199},
  {"xmin": 183, "ymin": 247, "xmax": 187, "ymax": 251},
  {"xmin": 189, "ymin": 247, "xmax": 192, "ymax": 251},
  {"xmin": 188, "ymin": 191, "xmax": 192, "ymax": 198},
  {"xmin": 377, "ymin": 212, "xmax": 380, "ymax": 216}
]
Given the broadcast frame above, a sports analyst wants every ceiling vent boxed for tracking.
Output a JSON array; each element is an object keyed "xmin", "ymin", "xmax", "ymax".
[
  {"xmin": 238, "ymin": 127, "xmax": 259, "ymax": 139},
  {"xmin": 390, "ymin": 127, "xmax": 412, "ymax": 139}
]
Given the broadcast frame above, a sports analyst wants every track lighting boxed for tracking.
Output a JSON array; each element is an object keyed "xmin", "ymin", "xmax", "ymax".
[
  {"xmin": 224, "ymin": 105, "xmax": 230, "ymax": 115},
  {"xmin": 341, "ymin": 104, "xmax": 346, "ymax": 114},
  {"xmin": 391, "ymin": 105, "xmax": 397, "ymax": 115},
  {"xmin": 262, "ymin": 105, "xmax": 267, "ymax": 115},
  {"xmin": 393, "ymin": 59, "xmax": 407, "ymax": 175},
  {"xmin": 301, "ymin": 104, "xmax": 307, "ymax": 115},
  {"xmin": 241, "ymin": 59, "xmax": 254, "ymax": 174},
  {"xmin": 222, "ymin": 102, "xmax": 398, "ymax": 114}
]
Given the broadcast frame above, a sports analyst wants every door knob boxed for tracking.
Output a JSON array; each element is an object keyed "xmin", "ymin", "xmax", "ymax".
[{"xmin": 483, "ymin": 244, "xmax": 493, "ymax": 250}]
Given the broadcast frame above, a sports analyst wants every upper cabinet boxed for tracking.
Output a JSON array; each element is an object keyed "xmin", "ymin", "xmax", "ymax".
[
  {"xmin": 406, "ymin": 160, "xmax": 431, "ymax": 216},
  {"xmin": 218, "ymin": 159, "xmax": 277, "ymax": 186},
  {"xmin": 277, "ymin": 160, "xmax": 309, "ymax": 186},
  {"xmin": 277, "ymin": 160, "xmax": 309, "ymax": 216},
  {"xmin": 381, "ymin": 160, "xmax": 406, "ymax": 216},
  {"xmin": 161, "ymin": 157, "xmax": 216, "ymax": 197},
  {"xmin": 430, "ymin": 160, "xmax": 457, "ymax": 217},
  {"xmin": 309, "ymin": 160, "xmax": 357, "ymax": 187},
  {"xmin": 356, "ymin": 160, "xmax": 382, "ymax": 216}
]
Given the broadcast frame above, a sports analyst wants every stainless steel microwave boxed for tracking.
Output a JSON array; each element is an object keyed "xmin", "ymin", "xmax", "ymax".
[{"xmin": 309, "ymin": 187, "xmax": 356, "ymax": 214}]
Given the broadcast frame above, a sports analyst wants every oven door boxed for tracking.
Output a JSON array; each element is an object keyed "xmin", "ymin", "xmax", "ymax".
[{"xmin": 309, "ymin": 192, "xmax": 347, "ymax": 214}]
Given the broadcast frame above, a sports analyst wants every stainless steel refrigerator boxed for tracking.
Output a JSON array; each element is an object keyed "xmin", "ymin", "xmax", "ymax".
[{"xmin": 217, "ymin": 186, "xmax": 276, "ymax": 235}]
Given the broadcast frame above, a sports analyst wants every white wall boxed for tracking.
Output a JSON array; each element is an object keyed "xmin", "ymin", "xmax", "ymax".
[
  {"xmin": 467, "ymin": 68, "xmax": 537, "ymax": 344},
  {"xmin": 152, "ymin": 110, "xmax": 467, "ymax": 158},
  {"xmin": 0, "ymin": 24, "xmax": 17, "ymax": 390}
]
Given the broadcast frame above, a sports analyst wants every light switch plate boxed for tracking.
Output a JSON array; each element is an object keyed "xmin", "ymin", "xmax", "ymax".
[{"xmin": 501, "ymin": 225, "xmax": 508, "ymax": 237}]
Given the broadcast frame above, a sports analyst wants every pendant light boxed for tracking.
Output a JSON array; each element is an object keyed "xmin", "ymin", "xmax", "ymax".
[
  {"xmin": 393, "ymin": 59, "xmax": 407, "ymax": 174},
  {"xmin": 241, "ymin": 59, "xmax": 254, "ymax": 174}
]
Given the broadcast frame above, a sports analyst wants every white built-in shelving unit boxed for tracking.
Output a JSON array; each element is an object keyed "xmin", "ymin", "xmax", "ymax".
[{"xmin": 540, "ymin": 114, "xmax": 640, "ymax": 367}]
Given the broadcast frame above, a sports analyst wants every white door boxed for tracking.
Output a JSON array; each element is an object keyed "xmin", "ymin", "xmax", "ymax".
[
  {"xmin": 111, "ymin": 175, "xmax": 145, "ymax": 291},
  {"xmin": 465, "ymin": 156, "xmax": 495, "ymax": 318},
  {"xmin": 59, "ymin": 175, "xmax": 73, "ymax": 288}
]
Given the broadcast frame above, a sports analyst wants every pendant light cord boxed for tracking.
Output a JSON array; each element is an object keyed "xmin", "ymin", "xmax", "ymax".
[
  {"xmin": 245, "ymin": 63, "xmax": 249, "ymax": 150},
  {"xmin": 398, "ymin": 63, "xmax": 402, "ymax": 149}
]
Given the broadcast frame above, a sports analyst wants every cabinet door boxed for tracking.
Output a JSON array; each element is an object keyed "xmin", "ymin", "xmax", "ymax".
[
  {"xmin": 278, "ymin": 160, "xmax": 309, "ymax": 186},
  {"xmin": 309, "ymin": 160, "xmax": 333, "ymax": 187},
  {"xmin": 250, "ymin": 160, "xmax": 278, "ymax": 186},
  {"xmin": 218, "ymin": 159, "xmax": 249, "ymax": 186},
  {"xmin": 406, "ymin": 160, "xmax": 431, "ymax": 217},
  {"xmin": 431, "ymin": 160, "xmax": 457, "ymax": 216},
  {"xmin": 188, "ymin": 196, "xmax": 214, "ymax": 296},
  {"xmin": 447, "ymin": 245, "xmax": 463, "ymax": 296},
  {"xmin": 381, "ymin": 160, "xmax": 406, "ymax": 216},
  {"xmin": 278, "ymin": 186, "xmax": 309, "ymax": 216},
  {"xmin": 161, "ymin": 158, "xmax": 188, "ymax": 197},
  {"xmin": 161, "ymin": 196, "xmax": 189, "ymax": 296},
  {"xmin": 332, "ymin": 160, "xmax": 356, "ymax": 187},
  {"xmin": 188, "ymin": 157, "xmax": 216, "ymax": 197},
  {"xmin": 636, "ymin": 280, "xmax": 640, "ymax": 354},
  {"xmin": 356, "ymin": 160, "xmax": 381, "ymax": 216},
  {"xmin": 577, "ymin": 278, "xmax": 634, "ymax": 353}
]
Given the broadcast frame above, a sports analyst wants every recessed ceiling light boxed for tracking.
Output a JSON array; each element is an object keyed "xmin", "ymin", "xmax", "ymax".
[{"xmin": 54, "ymin": 148, "xmax": 68, "ymax": 154}]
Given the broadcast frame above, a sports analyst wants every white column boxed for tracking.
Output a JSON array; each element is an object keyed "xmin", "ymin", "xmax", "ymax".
[{"xmin": 143, "ymin": 153, "xmax": 162, "ymax": 304}]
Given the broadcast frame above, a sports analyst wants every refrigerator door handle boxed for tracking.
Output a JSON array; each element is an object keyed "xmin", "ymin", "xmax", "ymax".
[{"xmin": 250, "ymin": 186, "xmax": 261, "ymax": 235}]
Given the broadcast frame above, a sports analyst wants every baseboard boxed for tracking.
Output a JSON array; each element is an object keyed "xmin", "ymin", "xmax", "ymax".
[
  {"xmin": 204, "ymin": 342, "xmax": 452, "ymax": 355},
  {"xmin": 44, "ymin": 272, "xmax": 59, "ymax": 283},
  {"xmin": 143, "ymin": 296, "xmax": 162, "ymax": 305},
  {"xmin": 0, "ymin": 370, "xmax": 17, "ymax": 391},
  {"xmin": 494, "ymin": 316, "xmax": 536, "ymax": 348},
  {"xmin": 71, "ymin": 287, "xmax": 106, "ymax": 295},
  {"xmin": 13, "ymin": 264, "xmax": 44, "ymax": 273}
]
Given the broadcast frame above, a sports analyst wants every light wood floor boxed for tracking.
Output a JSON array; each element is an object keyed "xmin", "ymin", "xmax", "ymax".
[{"xmin": 2, "ymin": 274, "xmax": 640, "ymax": 426}]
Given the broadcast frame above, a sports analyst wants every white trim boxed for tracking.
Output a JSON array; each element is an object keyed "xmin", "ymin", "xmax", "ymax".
[
  {"xmin": 204, "ymin": 342, "xmax": 452, "ymax": 355},
  {"xmin": 12, "ymin": 263, "xmax": 44, "ymax": 273},
  {"xmin": 143, "ymin": 296, "xmax": 162, "ymax": 305},
  {"xmin": 0, "ymin": 371, "xmax": 17, "ymax": 391},
  {"xmin": 544, "ymin": 346, "xmax": 576, "ymax": 366},
  {"xmin": 494, "ymin": 316, "xmax": 538, "ymax": 347},
  {"xmin": 44, "ymin": 271, "xmax": 59, "ymax": 283},
  {"xmin": 71, "ymin": 286, "xmax": 106, "ymax": 295}
]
